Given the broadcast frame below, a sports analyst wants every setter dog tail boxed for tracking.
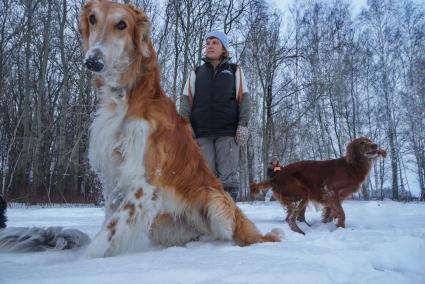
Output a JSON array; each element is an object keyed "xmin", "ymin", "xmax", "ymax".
[{"xmin": 250, "ymin": 181, "xmax": 274, "ymax": 199}]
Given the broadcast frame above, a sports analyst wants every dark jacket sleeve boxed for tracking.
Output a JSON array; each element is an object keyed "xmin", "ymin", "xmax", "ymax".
[
  {"xmin": 267, "ymin": 167, "xmax": 275, "ymax": 179},
  {"xmin": 238, "ymin": 92, "xmax": 250, "ymax": 127}
]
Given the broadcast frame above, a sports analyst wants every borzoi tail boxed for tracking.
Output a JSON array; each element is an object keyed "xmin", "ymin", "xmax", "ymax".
[
  {"xmin": 0, "ymin": 196, "xmax": 90, "ymax": 252},
  {"xmin": 0, "ymin": 226, "xmax": 90, "ymax": 252}
]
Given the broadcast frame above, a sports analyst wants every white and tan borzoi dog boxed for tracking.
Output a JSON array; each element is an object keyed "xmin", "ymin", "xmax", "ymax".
[{"xmin": 0, "ymin": 0, "xmax": 280, "ymax": 257}]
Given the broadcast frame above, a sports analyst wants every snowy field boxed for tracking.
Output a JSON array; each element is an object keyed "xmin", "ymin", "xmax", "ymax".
[{"xmin": 0, "ymin": 200, "xmax": 424, "ymax": 284}]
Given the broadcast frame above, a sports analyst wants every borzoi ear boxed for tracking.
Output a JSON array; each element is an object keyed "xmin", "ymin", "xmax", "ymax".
[
  {"xmin": 127, "ymin": 4, "xmax": 151, "ymax": 58},
  {"xmin": 79, "ymin": 0, "xmax": 100, "ymax": 50}
]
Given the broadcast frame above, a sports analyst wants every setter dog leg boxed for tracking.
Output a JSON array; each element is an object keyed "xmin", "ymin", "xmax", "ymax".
[
  {"xmin": 334, "ymin": 203, "xmax": 346, "ymax": 228},
  {"xmin": 283, "ymin": 199, "xmax": 308, "ymax": 235},
  {"xmin": 272, "ymin": 177, "xmax": 310, "ymax": 235},
  {"xmin": 296, "ymin": 206, "xmax": 311, "ymax": 227},
  {"xmin": 322, "ymin": 206, "xmax": 334, "ymax": 223},
  {"xmin": 327, "ymin": 193, "xmax": 345, "ymax": 228}
]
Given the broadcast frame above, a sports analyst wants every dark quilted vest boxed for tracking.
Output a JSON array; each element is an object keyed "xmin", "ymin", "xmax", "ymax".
[{"xmin": 190, "ymin": 60, "xmax": 238, "ymax": 137}]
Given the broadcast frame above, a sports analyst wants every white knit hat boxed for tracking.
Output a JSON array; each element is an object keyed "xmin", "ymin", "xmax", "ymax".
[{"xmin": 206, "ymin": 31, "xmax": 230, "ymax": 51}]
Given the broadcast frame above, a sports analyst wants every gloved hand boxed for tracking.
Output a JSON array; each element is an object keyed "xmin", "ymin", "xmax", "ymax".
[{"xmin": 235, "ymin": 125, "xmax": 249, "ymax": 145}]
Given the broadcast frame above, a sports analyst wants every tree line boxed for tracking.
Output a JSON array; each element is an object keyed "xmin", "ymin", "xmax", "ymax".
[{"xmin": 0, "ymin": 0, "xmax": 424, "ymax": 203}]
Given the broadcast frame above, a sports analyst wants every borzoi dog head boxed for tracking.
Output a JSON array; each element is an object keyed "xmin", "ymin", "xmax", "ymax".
[{"xmin": 80, "ymin": 0, "xmax": 152, "ymax": 87}]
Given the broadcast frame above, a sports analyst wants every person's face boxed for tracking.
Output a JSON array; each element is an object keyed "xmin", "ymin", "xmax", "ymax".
[
  {"xmin": 205, "ymin": 37, "xmax": 224, "ymax": 61},
  {"xmin": 272, "ymin": 160, "xmax": 278, "ymax": 166}
]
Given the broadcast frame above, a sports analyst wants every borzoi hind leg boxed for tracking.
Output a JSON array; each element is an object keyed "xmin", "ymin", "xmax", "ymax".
[
  {"xmin": 233, "ymin": 206, "xmax": 281, "ymax": 245},
  {"xmin": 203, "ymin": 191, "xmax": 236, "ymax": 241},
  {"xmin": 86, "ymin": 186, "xmax": 158, "ymax": 258},
  {"xmin": 150, "ymin": 213, "xmax": 201, "ymax": 246},
  {"xmin": 202, "ymin": 190, "xmax": 280, "ymax": 246}
]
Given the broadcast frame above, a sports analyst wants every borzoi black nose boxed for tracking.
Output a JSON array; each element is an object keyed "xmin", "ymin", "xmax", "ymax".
[
  {"xmin": 85, "ymin": 56, "xmax": 104, "ymax": 72},
  {"xmin": 85, "ymin": 49, "xmax": 104, "ymax": 72}
]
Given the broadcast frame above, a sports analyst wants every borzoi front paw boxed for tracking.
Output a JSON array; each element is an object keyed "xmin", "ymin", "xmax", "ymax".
[
  {"xmin": 85, "ymin": 187, "xmax": 159, "ymax": 258},
  {"xmin": 85, "ymin": 229, "xmax": 112, "ymax": 258}
]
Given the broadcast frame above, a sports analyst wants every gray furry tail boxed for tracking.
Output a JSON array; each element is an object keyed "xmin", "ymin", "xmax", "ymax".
[{"xmin": 0, "ymin": 226, "xmax": 90, "ymax": 252}]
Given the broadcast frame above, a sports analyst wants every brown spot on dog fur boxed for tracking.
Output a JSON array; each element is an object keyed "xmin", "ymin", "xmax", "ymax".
[
  {"xmin": 107, "ymin": 219, "xmax": 118, "ymax": 241},
  {"xmin": 109, "ymin": 228, "xmax": 116, "ymax": 241},
  {"xmin": 124, "ymin": 203, "xmax": 136, "ymax": 224},
  {"xmin": 107, "ymin": 219, "xmax": 117, "ymax": 230},
  {"xmin": 134, "ymin": 188, "xmax": 143, "ymax": 199}
]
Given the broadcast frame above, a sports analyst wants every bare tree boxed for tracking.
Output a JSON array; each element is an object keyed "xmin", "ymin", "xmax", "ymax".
[{"xmin": 0, "ymin": 0, "xmax": 424, "ymax": 203}]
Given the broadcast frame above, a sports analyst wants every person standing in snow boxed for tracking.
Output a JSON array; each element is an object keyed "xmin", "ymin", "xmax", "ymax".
[
  {"xmin": 179, "ymin": 31, "xmax": 250, "ymax": 202},
  {"xmin": 267, "ymin": 157, "xmax": 282, "ymax": 179}
]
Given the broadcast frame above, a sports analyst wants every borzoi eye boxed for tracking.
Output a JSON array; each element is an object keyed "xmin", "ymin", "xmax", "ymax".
[
  {"xmin": 89, "ymin": 14, "xmax": 96, "ymax": 25},
  {"xmin": 116, "ymin": 21, "xmax": 127, "ymax": 30}
]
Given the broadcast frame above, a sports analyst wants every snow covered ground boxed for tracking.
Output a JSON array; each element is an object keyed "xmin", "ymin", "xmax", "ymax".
[{"xmin": 0, "ymin": 200, "xmax": 424, "ymax": 284}]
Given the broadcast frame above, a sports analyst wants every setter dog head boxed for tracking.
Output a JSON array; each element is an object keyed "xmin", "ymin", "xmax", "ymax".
[
  {"xmin": 346, "ymin": 137, "xmax": 386, "ymax": 163},
  {"xmin": 80, "ymin": 0, "xmax": 153, "ymax": 87}
]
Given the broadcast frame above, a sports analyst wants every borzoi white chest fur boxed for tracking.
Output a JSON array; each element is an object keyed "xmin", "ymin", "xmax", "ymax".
[
  {"xmin": 88, "ymin": 88, "xmax": 156, "ymax": 215},
  {"xmin": 86, "ymin": 88, "xmax": 165, "ymax": 257}
]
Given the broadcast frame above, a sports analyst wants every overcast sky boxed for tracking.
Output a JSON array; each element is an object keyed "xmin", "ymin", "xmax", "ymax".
[{"xmin": 270, "ymin": 0, "xmax": 368, "ymax": 17}]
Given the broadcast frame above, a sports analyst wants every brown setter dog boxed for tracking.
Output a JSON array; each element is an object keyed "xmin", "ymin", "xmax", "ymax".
[{"xmin": 251, "ymin": 137, "xmax": 386, "ymax": 235}]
